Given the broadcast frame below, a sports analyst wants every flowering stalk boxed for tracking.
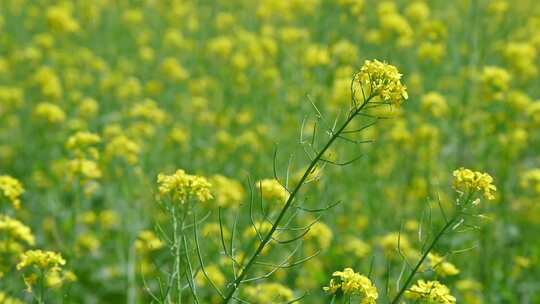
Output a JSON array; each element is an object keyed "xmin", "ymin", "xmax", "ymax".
[
  {"xmin": 38, "ymin": 268, "xmax": 45, "ymax": 304},
  {"xmin": 220, "ymin": 59, "xmax": 408, "ymax": 303},
  {"xmin": 17, "ymin": 250, "xmax": 67, "ymax": 304},
  {"xmin": 390, "ymin": 216, "xmax": 457, "ymax": 304},
  {"xmin": 155, "ymin": 170, "xmax": 213, "ymax": 303},
  {"xmin": 391, "ymin": 168, "xmax": 496, "ymax": 304},
  {"xmin": 172, "ymin": 205, "xmax": 184, "ymax": 304},
  {"xmin": 222, "ymin": 96, "xmax": 373, "ymax": 302}
]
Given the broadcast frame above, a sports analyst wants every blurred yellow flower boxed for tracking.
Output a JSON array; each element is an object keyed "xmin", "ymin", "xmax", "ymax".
[
  {"xmin": 481, "ymin": 66, "xmax": 511, "ymax": 100},
  {"xmin": 135, "ymin": 230, "xmax": 163, "ymax": 254},
  {"xmin": 243, "ymin": 282, "xmax": 294, "ymax": 302},
  {"xmin": 46, "ymin": 5, "xmax": 80, "ymax": 33},
  {"xmin": 256, "ymin": 179, "xmax": 289, "ymax": 203},
  {"xmin": 33, "ymin": 102, "xmax": 66, "ymax": 124},
  {"xmin": 0, "ymin": 175, "xmax": 24, "ymax": 209},
  {"xmin": 0, "ymin": 215, "xmax": 35, "ymax": 247},
  {"xmin": 428, "ymin": 253, "xmax": 460, "ymax": 277},
  {"xmin": 17, "ymin": 250, "xmax": 66, "ymax": 271}
]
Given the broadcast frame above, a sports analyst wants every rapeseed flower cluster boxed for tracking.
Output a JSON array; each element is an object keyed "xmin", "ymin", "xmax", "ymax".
[
  {"xmin": 256, "ymin": 178, "xmax": 289, "ymax": 203},
  {"xmin": 243, "ymin": 282, "xmax": 295, "ymax": 303},
  {"xmin": 135, "ymin": 230, "xmax": 163, "ymax": 254},
  {"xmin": 0, "ymin": 215, "xmax": 35, "ymax": 248},
  {"xmin": 33, "ymin": 102, "xmax": 66, "ymax": 124},
  {"xmin": 481, "ymin": 66, "xmax": 511, "ymax": 100},
  {"xmin": 427, "ymin": 253, "xmax": 460, "ymax": 277},
  {"xmin": 210, "ymin": 175, "xmax": 245, "ymax": 208},
  {"xmin": 17, "ymin": 250, "xmax": 66, "ymax": 271},
  {"xmin": 65, "ymin": 131, "xmax": 101, "ymax": 158},
  {"xmin": 104, "ymin": 135, "xmax": 140, "ymax": 165},
  {"xmin": 520, "ymin": 169, "xmax": 540, "ymax": 194},
  {"xmin": 355, "ymin": 59, "xmax": 408, "ymax": 105},
  {"xmin": 157, "ymin": 169, "xmax": 213, "ymax": 204},
  {"xmin": 0, "ymin": 215, "xmax": 35, "ymax": 278},
  {"xmin": 17, "ymin": 250, "xmax": 72, "ymax": 292},
  {"xmin": 405, "ymin": 280, "xmax": 456, "ymax": 304},
  {"xmin": 0, "ymin": 175, "xmax": 24, "ymax": 209},
  {"xmin": 324, "ymin": 268, "xmax": 378, "ymax": 304},
  {"xmin": 0, "ymin": 292, "xmax": 23, "ymax": 304},
  {"xmin": 452, "ymin": 168, "xmax": 497, "ymax": 201}
]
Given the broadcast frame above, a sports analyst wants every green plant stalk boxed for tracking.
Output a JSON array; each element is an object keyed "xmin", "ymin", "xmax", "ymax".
[
  {"xmin": 124, "ymin": 168, "xmax": 139, "ymax": 304},
  {"xmin": 172, "ymin": 206, "xmax": 183, "ymax": 304},
  {"xmin": 36, "ymin": 268, "xmax": 45, "ymax": 304},
  {"xmin": 221, "ymin": 96, "xmax": 373, "ymax": 303},
  {"xmin": 390, "ymin": 191, "xmax": 475, "ymax": 303},
  {"xmin": 390, "ymin": 217, "xmax": 457, "ymax": 304},
  {"xmin": 127, "ymin": 236, "xmax": 137, "ymax": 304}
]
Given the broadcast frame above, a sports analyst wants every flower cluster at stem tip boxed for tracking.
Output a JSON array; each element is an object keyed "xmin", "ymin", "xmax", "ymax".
[
  {"xmin": 0, "ymin": 175, "xmax": 24, "ymax": 209},
  {"xmin": 17, "ymin": 250, "xmax": 66, "ymax": 271},
  {"xmin": 405, "ymin": 280, "xmax": 456, "ymax": 304},
  {"xmin": 323, "ymin": 268, "xmax": 378, "ymax": 304},
  {"xmin": 452, "ymin": 167, "xmax": 496, "ymax": 201},
  {"xmin": 0, "ymin": 292, "xmax": 23, "ymax": 304},
  {"xmin": 428, "ymin": 253, "xmax": 460, "ymax": 277},
  {"xmin": 0, "ymin": 215, "xmax": 36, "ymax": 247},
  {"xmin": 355, "ymin": 59, "xmax": 408, "ymax": 106},
  {"xmin": 157, "ymin": 169, "xmax": 213, "ymax": 204},
  {"xmin": 16, "ymin": 250, "xmax": 73, "ymax": 292}
]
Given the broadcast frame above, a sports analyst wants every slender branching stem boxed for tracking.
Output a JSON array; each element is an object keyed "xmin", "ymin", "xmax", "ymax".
[
  {"xmin": 37, "ymin": 268, "xmax": 45, "ymax": 304},
  {"xmin": 390, "ymin": 216, "xmax": 457, "ymax": 304},
  {"xmin": 171, "ymin": 206, "xmax": 183, "ymax": 304},
  {"xmin": 390, "ymin": 191, "xmax": 476, "ymax": 303},
  {"xmin": 221, "ymin": 96, "xmax": 373, "ymax": 303}
]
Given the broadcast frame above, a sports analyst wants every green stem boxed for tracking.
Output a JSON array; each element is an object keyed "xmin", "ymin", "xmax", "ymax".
[
  {"xmin": 172, "ymin": 206, "xmax": 183, "ymax": 304},
  {"xmin": 330, "ymin": 295, "xmax": 336, "ymax": 304},
  {"xmin": 127, "ymin": 238, "xmax": 136, "ymax": 304},
  {"xmin": 221, "ymin": 98, "xmax": 372, "ymax": 303},
  {"xmin": 38, "ymin": 269, "xmax": 45, "ymax": 304},
  {"xmin": 390, "ymin": 217, "xmax": 457, "ymax": 304}
]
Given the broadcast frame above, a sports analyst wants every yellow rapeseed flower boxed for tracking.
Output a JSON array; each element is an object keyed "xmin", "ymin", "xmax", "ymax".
[
  {"xmin": 157, "ymin": 169, "xmax": 212, "ymax": 204},
  {"xmin": 421, "ymin": 91, "xmax": 449, "ymax": 117},
  {"xmin": 520, "ymin": 169, "xmax": 540, "ymax": 194},
  {"xmin": 305, "ymin": 222, "xmax": 333, "ymax": 250},
  {"xmin": 481, "ymin": 66, "xmax": 511, "ymax": 100},
  {"xmin": 17, "ymin": 250, "xmax": 66, "ymax": 271},
  {"xmin": 104, "ymin": 135, "xmax": 140, "ymax": 164},
  {"xmin": 452, "ymin": 168, "xmax": 497, "ymax": 200},
  {"xmin": 243, "ymin": 283, "xmax": 294, "ymax": 303},
  {"xmin": 0, "ymin": 292, "xmax": 24, "ymax": 304},
  {"xmin": 405, "ymin": 280, "xmax": 456, "ymax": 304},
  {"xmin": 33, "ymin": 102, "xmax": 66, "ymax": 124},
  {"xmin": 427, "ymin": 253, "xmax": 460, "ymax": 277},
  {"xmin": 195, "ymin": 264, "xmax": 225, "ymax": 288},
  {"xmin": 355, "ymin": 59, "xmax": 408, "ymax": 106},
  {"xmin": 256, "ymin": 179, "xmax": 289, "ymax": 203},
  {"xmin": 324, "ymin": 268, "xmax": 378, "ymax": 304},
  {"xmin": 135, "ymin": 230, "xmax": 164, "ymax": 254},
  {"xmin": 0, "ymin": 175, "xmax": 24, "ymax": 209},
  {"xmin": 67, "ymin": 159, "xmax": 102, "ymax": 180},
  {"xmin": 0, "ymin": 215, "xmax": 35, "ymax": 247},
  {"xmin": 46, "ymin": 5, "xmax": 80, "ymax": 33},
  {"xmin": 65, "ymin": 131, "xmax": 101, "ymax": 151},
  {"xmin": 210, "ymin": 175, "xmax": 245, "ymax": 208}
]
